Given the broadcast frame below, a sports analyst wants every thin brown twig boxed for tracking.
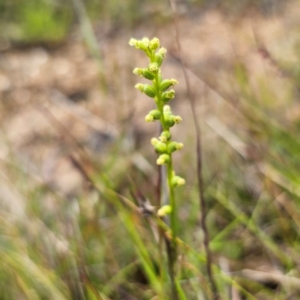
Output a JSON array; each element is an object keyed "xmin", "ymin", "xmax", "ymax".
[{"xmin": 168, "ymin": 1, "xmax": 219, "ymax": 298}]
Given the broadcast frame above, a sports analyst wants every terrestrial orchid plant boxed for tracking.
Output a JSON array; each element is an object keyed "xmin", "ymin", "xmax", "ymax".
[{"xmin": 129, "ymin": 36, "xmax": 185, "ymax": 234}]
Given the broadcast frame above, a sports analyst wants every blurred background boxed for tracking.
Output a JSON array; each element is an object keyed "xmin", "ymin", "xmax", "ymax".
[{"xmin": 1, "ymin": 0, "xmax": 300, "ymax": 299}]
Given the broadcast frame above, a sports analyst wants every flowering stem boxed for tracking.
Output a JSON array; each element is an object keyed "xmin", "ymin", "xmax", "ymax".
[{"xmin": 129, "ymin": 37, "xmax": 185, "ymax": 299}]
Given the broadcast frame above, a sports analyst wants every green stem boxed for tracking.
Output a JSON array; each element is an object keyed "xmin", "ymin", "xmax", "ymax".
[
  {"xmin": 145, "ymin": 48, "xmax": 179, "ymax": 299},
  {"xmin": 153, "ymin": 75, "xmax": 166, "ymax": 130},
  {"xmin": 153, "ymin": 69, "xmax": 178, "ymax": 299},
  {"xmin": 152, "ymin": 70, "xmax": 177, "ymax": 244},
  {"xmin": 167, "ymin": 157, "xmax": 176, "ymax": 241}
]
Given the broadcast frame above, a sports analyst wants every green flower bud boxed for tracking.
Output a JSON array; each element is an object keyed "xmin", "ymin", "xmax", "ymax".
[
  {"xmin": 164, "ymin": 114, "xmax": 182, "ymax": 128},
  {"xmin": 160, "ymin": 79, "xmax": 178, "ymax": 91},
  {"xmin": 133, "ymin": 68, "xmax": 155, "ymax": 80},
  {"xmin": 135, "ymin": 84, "xmax": 156, "ymax": 98},
  {"xmin": 162, "ymin": 89, "xmax": 175, "ymax": 102},
  {"xmin": 174, "ymin": 116, "xmax": 182, "ymax": 124},
  {"xmin": 175, "ymin": 142, "xmax": 184, "ymax": 150},
  {"xmin": 158, "ymin": 47, "xmax": 167, "ymax": 57},
  {"xmin": 143, "ymin": 85, "xmax": 156, "ymax": 97},
  {"xmin": 165, "ymin": 116, "xmax": 175, "ymax": 128},
  {"xmin": 142, "ymin": 68, "xmax": 155, "ymax": 80},
  {"xmin": 148, "ymin": 62, "xmax": 159, "ymax": 74},
  {"xmin": 145, "ymin": 114, "xmax": 154, "ymax": 122},
  {"xmin": 154, "ymin": 142, "xmax": 167, "ymax": 153},
  {"xmin": 136, "ymin": 37, "xmax": 149, "ymax": 50},
  {"xmin": 135, "ymin": 83, "xmax": 144, "ymax": 92},
  {"xmin": 159, "ymin": 131, "xmax": 171, "ymax": 142},
  {"xmin": 145, "ymin": 110, "xmax": 161, "ymax": 122},
  {"xmin": 171, "ymin": 175, "xmax": 185, "ymax": 187},
  {"xmin": 151, "ymin": 138, "xmax": 159, "ymax": 146},
  {"xmin": 133, "ymin": 68, "xmax": 144, "ymax": 77},
  {"xmin": 149, "ymin": 37, "xmax": 160, "ymax": 50},
  {"xmin": 163, "ymin": 109, "xmax": 172, "ymax": 119},
  {"xmin": 149, "ymin": 110, "xmax": 161, "ymax": 120},
  {"xmin": 156, "ymin": 154, "xmax": 170, "ymax": 165},
  {"xmin": 157, "ymin": 205, "xmax": 172, "ymax": 217},
  {"xmin": 154, "ymin": 53, "xmax": 164, "ymax": 67},
  {"xmin": 167, "ymin": 142, "xmax": 184, "ymax": 153},
  {"xmin": 129, "ymin": 38, "xmax": 138, "ymax": 48},
  {"xmin": 141, "ymin": 37, "xmax": 150, "ymax": 47},
  {"xmin": 163, "ymin": 105, "xmax": 171, "ymax": 113},
  {"xmin": 167, "ymin": 142, "xmax": 177, "ymax": 153}
]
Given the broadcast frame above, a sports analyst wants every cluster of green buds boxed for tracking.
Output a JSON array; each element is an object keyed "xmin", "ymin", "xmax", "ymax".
[{"xmin": 129, "ymin": 37, "xmax": 185, "ymax": 216}]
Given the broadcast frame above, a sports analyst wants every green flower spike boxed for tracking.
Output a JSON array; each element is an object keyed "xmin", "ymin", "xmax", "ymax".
[{"xmin": 130, "ymin": 38, "xmax": 185, "ymax": 276}]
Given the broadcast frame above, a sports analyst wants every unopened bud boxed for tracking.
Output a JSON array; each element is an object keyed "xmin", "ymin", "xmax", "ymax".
[
  {"xmin": 135, "ymin": 37, "xmax": 149, "ymax": 50},
  {"xmin": 145, "ymin": 114, "xmax": 154, "ymax": 122},
  {"xmin": 135, "ymin": 83, "xmax": 144, "ymax": 92},
  {"xmin": 149, "ymin": 37, "xmax": 160, "ymax": 50},
  {"xmin": 154, "ymin": 142, "xmax": 167, "ymax": 153},
  {"xmin": 149, "ymin": 110, "xmax": 161, "ymax": 120},
  {"xmin": 158, "ymin": 47, "xmax": 167, "ymax": 57},
  {"xmin": 163, "ymin": 105, "xmax": 171, "ymax": 113},
  {"xmin": 148, "ymin": 62, "xmax": 159, "ymax": 74},
  {"xmin": 145, "ymin": 110, "xmax": 161, "ymax": 122},
  {"xmin": 156, "ymin": 154, "xmax": 170, "ymax": 165},
  {"xmin": 171, "ymin": 175, "xmax": 185, "ymax": 187},
  {"xmin": 174, "ymin": 116, "xmax": 182, "ymax": 124},
  {"xmin": 175, "ymin": 142, "xmax": 184, "ymax": 150},
  {"xmin": 142, "ymin": 69, "xmax": 155, "ymax": 80},
  {"xmin": 154, "ymin": 53, "xmax": 164, "ymax": 67},
  {"xmin": 129, "ymin": 38, "xmax": 138, "ymax": 48},
  {"xmin": 159, "ymin": 131, "xmax": 171, "ymax": 142},
  {"xmin": 157, "ymin": 205, "xmax": 172, "ymax": 217},
  {"xmin": 135, "ymin": 84, "xmax": 156, "ymax": 98},
  {"xmin": 143, "ymin": 84, "xmax": 156, "ymax": 98},
  {"xmin": 167, "ymin": 142, "xmax": 184, "ymax": 153},
  {"xmin": 151, "ymin": 138, "xmax": 159, "ymax": 146},
  {"xmin": 162, "ymin": 90, "xmax": 175, "ymax": 103},
  {"xmin": 165, "ymin": 116, "xmax": 175, "ymax": 128},
  {"xmin": 133, "ymin": 68, "xmax": 143, "ymax": 77},
  {"xmin": 160, "ymin": 79, "xmax": 178, "ymax": 91}
]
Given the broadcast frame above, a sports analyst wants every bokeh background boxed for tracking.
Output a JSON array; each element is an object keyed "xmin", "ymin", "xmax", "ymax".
[{"xmin": 1, "ymin": 0, "xmax": 300, "ymax": 299}]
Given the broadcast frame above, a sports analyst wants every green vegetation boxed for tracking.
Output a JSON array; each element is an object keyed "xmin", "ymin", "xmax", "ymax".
[{"xmin": 0, "ymin": 0, "xmax": 72, "ymax": 44}]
